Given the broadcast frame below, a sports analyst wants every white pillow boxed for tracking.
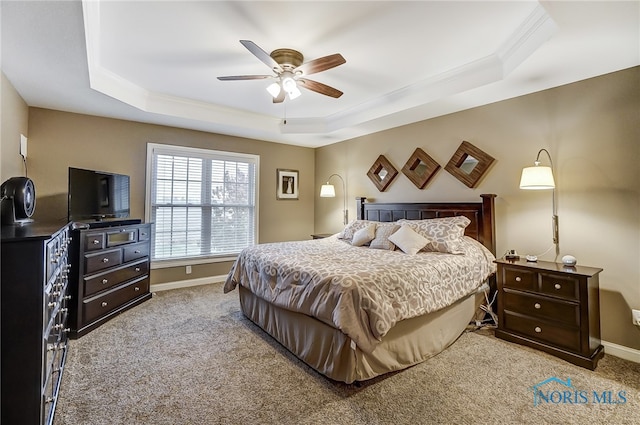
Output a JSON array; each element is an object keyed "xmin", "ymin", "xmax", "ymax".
[
  {"xmin": 397, "ymin": 216, "xmax": 471, "ymax": 254},
  {"xmin": 351, "ymin": 223, "xmax": 377, "ymax": 247},
  {"xmin": 388, "ymin": 225, "xmax": 429, "ymax": 255}
]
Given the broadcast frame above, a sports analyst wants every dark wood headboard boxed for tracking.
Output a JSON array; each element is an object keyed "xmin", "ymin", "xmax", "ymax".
[{"xmin": 356, "ymin": 194, "xmax": 496, "ymax": 255}]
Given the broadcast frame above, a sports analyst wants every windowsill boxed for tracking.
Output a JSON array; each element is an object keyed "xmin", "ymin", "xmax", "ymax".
[{"xmin": 151, "ymin": 255, "xmax": 238, "ymax": 269}]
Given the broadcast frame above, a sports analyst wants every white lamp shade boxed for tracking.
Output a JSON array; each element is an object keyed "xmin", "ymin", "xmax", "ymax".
[
  {"xmin": 519, "ymin": 165, "xmax": 555, "ymax": 190},
  {"xmin": 320, "ymin": 184, "xmax": 336, "ymax": 197},
  {"xmin": 266, "ymin": 82, "xmax": 281, "ymax": 98}
]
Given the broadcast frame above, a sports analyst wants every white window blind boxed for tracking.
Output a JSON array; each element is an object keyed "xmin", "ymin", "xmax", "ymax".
[{"xmin": 145, "ymin": 143, "xmax": 259, "ymax": 263}]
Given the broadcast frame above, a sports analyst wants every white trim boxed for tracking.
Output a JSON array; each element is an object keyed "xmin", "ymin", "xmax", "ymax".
[
  {"xmin": 150, "ymin": 256, "xmax": 237, "ymax": 269},
  {"xmin": 602, "ymin": 340, "xmax": 640, "ymax": 364},
  {"xmin": 150, "ymin": 275, "xmax": 227, "ymax": 292}
]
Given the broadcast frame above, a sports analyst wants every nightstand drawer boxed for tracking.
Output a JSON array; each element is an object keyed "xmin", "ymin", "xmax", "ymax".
[
  {"xmin": 540, "ymin": 272, "xmax": 579, "ymax": 301},
  {"xmin": 503, "ymin": 290, "xmax": 579, "ymax": 326},
  {"xmin": 503, "ymin": 267, "xmax": 536, "ymax": 291},
  {"xmin": 503, "ymin": 311, "xmax": 580, "ymax": 352}
]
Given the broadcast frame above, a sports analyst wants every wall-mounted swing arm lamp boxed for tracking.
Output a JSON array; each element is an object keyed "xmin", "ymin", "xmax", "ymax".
[
  {"xmin": 320, "ymin": 174, "xmax": 348, "ymax": 225},
  {"xmin": 519, "ymin": 148, "xmax": 559, "ymax": 248}
]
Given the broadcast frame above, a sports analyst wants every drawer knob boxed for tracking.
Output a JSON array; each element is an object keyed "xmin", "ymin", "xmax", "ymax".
[
  {"xmin": 135, "ymin": 267, "xmax": 141, "ymax": 272},
  {"xmin": 554, "ymin": 283, "xmax": 562, "ymax": 290},
  {"xmin": 515, "ymin": 276, "xmax": 522, "ymax": 282},
  {"xmin": 534, "ymin": 326, "xmax": 542, "ymax": 333},
  {"xmin": 102, "ymin": 258, "xmax": 109, "ymax": 263},
  {"xmin": 102, "ymin": 279, "xmax": 108, "ymax": 284},
  {"xmin": 135, "ymin": 287, "xmax": 140, "ymax": 292},
  {"xmin": 48, "ymin": 302, "xmax": 56, "ymax": 309},
  {"xmin": 93, "ymin": 239, "xmax": 100, "ymax": 244},
  {"xmin": 101, "ymin": 302, "xmax": 108, "ymax": 307},
  {"xmin": 534, "ymin": 303, "xmax": 541, "ymax": 309},
  {"xmin": 134, "ymin": 250, "xmax": 141, "ymax": 254}
]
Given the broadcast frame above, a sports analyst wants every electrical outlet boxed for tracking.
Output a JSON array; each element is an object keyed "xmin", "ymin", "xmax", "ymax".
[
  {"xmin": 633, "ymin": 309, "xmax": 640, "ymax": 326},
  {"xmin": 186, "ymin": 265, "xmax": 192, "ymax": 275}
]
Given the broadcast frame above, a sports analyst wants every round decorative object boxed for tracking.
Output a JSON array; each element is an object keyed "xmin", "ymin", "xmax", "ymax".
[{"xmin": 562, "ymin": 255, "xmax": 577, "ymax": 266}]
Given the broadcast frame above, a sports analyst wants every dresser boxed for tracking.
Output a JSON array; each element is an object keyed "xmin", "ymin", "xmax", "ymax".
[
  {"xmin": 68, "ymin": 221, "xmax": 152, "ymax": 338},
  {"xmin": 1, "ymin": 222, "xmax": 71, "ymax": 425},
  {"xmin": 495, "ymin": 258, "xmax": 604, "ymax": 369}
]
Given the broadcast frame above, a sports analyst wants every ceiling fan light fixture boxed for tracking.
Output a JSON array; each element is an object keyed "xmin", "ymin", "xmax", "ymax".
[
  {"xmin": 282, "ymin": 75, "xmax": 301, "ymax": 100},
  {"xmin": 288, "ymin": 84, "xmax": 302, "ymax": 100},
  {"xmin": 266, "ymin": 82, "xmax": 281, "ymax": 98}
]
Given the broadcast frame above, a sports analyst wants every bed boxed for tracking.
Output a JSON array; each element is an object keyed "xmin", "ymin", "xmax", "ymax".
[{"xmin": 224, "ymin": 194, "xmax": 497, "ymax": 383}]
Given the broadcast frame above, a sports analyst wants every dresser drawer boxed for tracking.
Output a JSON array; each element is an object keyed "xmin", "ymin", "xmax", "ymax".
[
  {"xmin": 539, "ymin": 272, "xmax": 579, "ymax": 301},
  {"xmin": 83, "ymin": 277, "xmax": 149, "ymax": 323},
  {"xmin": 503, "ymin": 311, "xmax": 580, "ymax": 352},
  {"xmin": 84, "ymin": 259, "xmax": 149, "ymax": 297},
  {"xmin": 85, "ymin": 248, "xmax": 122, "ymax": 274},
  {"xmin": 502, "ymin": 266, "xmax": 536, "ymax": 291},
  {"xmin": 503, "ymin": 290, "xmax": 579, "ymax": 326},
  {"xmin": 84, "ymin": 232, "xmax": 105, "ymax": 251},
  {"xmin": 123, "ymin": 242, "xmax": 149, "ymax": 263},
  {"xmin": 138, "ymin": 226, "xmax": 150, "ymax": 241}
]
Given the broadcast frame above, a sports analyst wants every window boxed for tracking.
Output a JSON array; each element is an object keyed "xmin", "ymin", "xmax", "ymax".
[{"xmin": 145, "ymin": 143, "xmax": 259, "ymax": 265}]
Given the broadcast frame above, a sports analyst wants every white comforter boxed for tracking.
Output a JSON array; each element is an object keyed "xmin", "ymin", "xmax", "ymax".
[{"xmin": 224, "ymin": 235, "xmax": 496, "ymax": 353}]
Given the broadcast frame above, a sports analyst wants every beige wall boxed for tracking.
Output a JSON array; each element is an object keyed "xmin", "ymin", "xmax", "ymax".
[
  {"xmin": 25, "ymin": 108, "xmax": 315, "ymax": 284},
  {"xmin": 316, "ymin": 67, "xmax": 640, "ymax": 350},
  {"xmin": 1, "ymin": 72, "xmax": 29, "ymax": 180}
]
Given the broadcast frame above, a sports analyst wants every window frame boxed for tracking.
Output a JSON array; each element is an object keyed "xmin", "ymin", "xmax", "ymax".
[{"xmin": 145, "ymin": 143, "xmax": 260, "ymax": 268}]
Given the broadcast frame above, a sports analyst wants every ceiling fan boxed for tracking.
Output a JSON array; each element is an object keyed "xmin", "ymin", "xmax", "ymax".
[{"xmin": 217, "ymin": 40, "xmax": 346, "ymax": 103}]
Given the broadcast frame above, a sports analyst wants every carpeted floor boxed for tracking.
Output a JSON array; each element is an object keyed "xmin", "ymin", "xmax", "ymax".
[{"xmin": 54, "ymin": 283, "xmax": 639, "ymax": 425}]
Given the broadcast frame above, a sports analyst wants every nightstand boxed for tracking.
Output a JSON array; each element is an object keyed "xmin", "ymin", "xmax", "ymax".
[
  {"xmin": 494, "ymin": 258, "xmax": 604, "ymax": 370},
  {"xmin": 311, "ymin": 233, "xmax": 332, "ymax": 239}
]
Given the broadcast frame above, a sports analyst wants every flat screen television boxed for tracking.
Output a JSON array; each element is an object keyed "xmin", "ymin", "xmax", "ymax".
[{"xmin": 68, "ymin": 167, "xmax": 130, "ymax": 222}]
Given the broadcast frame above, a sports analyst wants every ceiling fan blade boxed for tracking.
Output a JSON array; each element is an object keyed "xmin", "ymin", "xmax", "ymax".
[
  {"xmin": 298, "ymin": 78, "xmax": 343, "ymax": 98},
  {"xmin": 240, "ymin": 40, "xmax": 283, "ymax": 73},
  {"xmin": 272, "ymin": 90, "xmax": 286, "ymax": 103},
  {"xmin": 217, "ymin": 75, "xmax": 271, "ymax": 81},
  {"xmin": 295, "ymin": 54, "xmax": 345, "ymax": 76}
]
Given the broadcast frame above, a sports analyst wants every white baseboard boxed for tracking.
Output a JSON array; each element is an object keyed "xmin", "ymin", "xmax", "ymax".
[
  {"xmin": 602, "ymin": 340, "xmax": 640, "ymax": 364},
  {"xmin": 150, "ymin": 274, "xmax": 227, "ymax": 292}
]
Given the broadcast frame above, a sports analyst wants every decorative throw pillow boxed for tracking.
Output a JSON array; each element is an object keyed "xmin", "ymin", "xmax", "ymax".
[
  {"xmin": 351, "ymin": 223, "xmax": 377, "ymax": 247},
  {"xmin": 369, "ymin": 223, "xmax": 400, "ymax": 250},
  {"xmin": 337, "ymin": 220, "xmax": 375, "ymax": 242},
  {"xmin": 388, "ymin": 225, "xmax": 429, "ymax": 255},
  {"xmin": 397, "ymin": 216, "xmax": 471, "ymax": 254}
]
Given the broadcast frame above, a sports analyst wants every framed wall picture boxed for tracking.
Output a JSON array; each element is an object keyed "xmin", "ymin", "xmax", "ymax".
[{"xmin": 276, "ymin": 169, "xmax": 299, "ymax": 200}]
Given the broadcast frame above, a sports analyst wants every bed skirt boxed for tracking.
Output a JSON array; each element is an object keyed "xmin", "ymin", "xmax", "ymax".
[{"xmin": 238, "ymin": 285, "xmax": 487, "ymax": 384}]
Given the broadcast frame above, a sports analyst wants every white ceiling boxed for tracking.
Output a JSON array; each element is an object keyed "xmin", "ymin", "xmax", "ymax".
[{"xmin": 1, "ymin": 1, "xmax": 638, "ymax": 148}]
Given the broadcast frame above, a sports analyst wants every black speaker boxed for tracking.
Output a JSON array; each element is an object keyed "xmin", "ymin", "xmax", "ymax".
[{"xmin": 1, "ymin": 177, "xmax": 36, "ymax": 225}]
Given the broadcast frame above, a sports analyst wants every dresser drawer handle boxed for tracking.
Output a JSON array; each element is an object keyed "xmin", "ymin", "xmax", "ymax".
[
  {"xmin": 135, "ymin": 267, "xmax": 141, "ymax": 272},
  {"xmin": 102, "ymin": 279, "xmax": 108, "ymax": 284},
  {"xmin": 92, "ymin": 239, "xmax": 100, "ymax": 245},
  {"xmin": 134, "ymin": 250, "xmax": 141, "ymax": 254},
  {"xmin": 534, "ymin": 303, "xmax": 541, "ymax": 309},
  {"xmin": 515, "ymin": 276, "xmax": 521, "ymax": 282},
  {"xmin": 101, "ymin": 302, "xmax": 108, "ymax": 307},
  {"xmin": 135, "ymin": 287, "xmax": 140, "ymax": 292},
  {"xmin": 554, "ymin": 283, "xmax": 562, "ymax": 290},
  {"xmin": 534, "ymin": 326, "xmax": 542, "ymax": 333},
  {"xmin": 102, "ymin": 258, "xmax": 109, "ymax": 263}
]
